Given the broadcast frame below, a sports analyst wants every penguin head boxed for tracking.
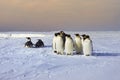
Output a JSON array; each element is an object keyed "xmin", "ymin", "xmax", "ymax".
[
  {"xmin": 75, "ymin": 34, "xmax": 81, "ymax": 39},
  {"xmin": 26, "ymin": 37, "xmax": 31, "ymax": 39},
  {"xmin": 37, "ymin": 39, "xmax": 42, "ymax": 42},
  {"xmin": 60, "ymin": 31, "xmax": 66, "ymax": 36},
  {"xmin": 83, "ymin": 35, "xmax": 90, "ymax": 40},
  {"xmin": 86, "ymin": 35, "xmax": 90, "ymax": 39},
  {"xmin": 65, "ymin": 34, "xmax": 71, "ymax": 39},
  {"xmin": 26, "ymin": 37, "xmax": 31, "ymax": 41},
  {"xmin": 75, "ymin": 34, "xmax": 79, "ymax": 36},
  {"xmin": 54, "ymin": 33, "xmax": 58, "ymax": 36},
  {"xmin": 60, "ymin": 31, "xmax": 65, "ymax": 34},
  {"xmin": 81, "ymin": 34, "xmax": 86, "ymax": 38},
  {"xmin": 81, "ymin": 34, "xmax": 87, "ymax": 40},
  {"xmin": 75, "ymin": 34, "xmax": 80, "ymax": 37},
  {"xmin": 57, "ymin": 33, "xmax": 61, "ymax": 37}
]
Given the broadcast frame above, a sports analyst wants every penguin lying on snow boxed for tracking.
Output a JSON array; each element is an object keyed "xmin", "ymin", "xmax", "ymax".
[
  {"xmin": 25, "ymin": 37, "xmax": 44, "ymax": 48},
  {"xmin": 25, "ymin": 37, "xmax": 34, "ymax": 48},
  {"xmin": 35, "ymin": 39, "xmax": 44, "ymax": 48}
]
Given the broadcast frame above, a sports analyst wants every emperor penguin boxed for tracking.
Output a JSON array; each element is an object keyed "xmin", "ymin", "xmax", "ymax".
[
  {"xmin": 65, "ymin": 34, "xmax": 74, "ymax": 55},
  {"xmin": 74, "ymin": 34, "xmax": 83, "ymax": 54},
  {"xmin": 56, "ymin": 33, "xmax": 64, "ymax": 55},
  {"xmin": 35, "ymin": 39, "xmax": 44, "ymax": 48},
  {"xmin": 82, "ymin": 35, "xmax": 93, "ymax": 56},
  {"xmin": 52, "ymin": 33, "xmax": 58, "ymax": 53},
  {"xmin": 25, "ymin": 37, "xmax": 33, "ymax": 48}
]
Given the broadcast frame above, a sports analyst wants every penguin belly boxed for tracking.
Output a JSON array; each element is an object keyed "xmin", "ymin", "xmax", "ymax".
[
  {"xmin": 83, "ymin": 39, "xmax": 92, "ymax": 56},
  {"xmin": 52, "ymin": 36, "xmax": 57, "ymax": 53},
  {"xmin": 65, "ymin": 39, "xmax": 74, "ymax": 55},
  {"xmin": 74, "ymin": 38, "xmax": 83, "ymax": 54},
  {"xmin": 56, "ymin": 36, "xmax": 64, "ymax": 54}
]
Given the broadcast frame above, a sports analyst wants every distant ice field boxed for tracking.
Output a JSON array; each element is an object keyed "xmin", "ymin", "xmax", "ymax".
[{"xmin": 0, "ymin": 31, "xmax": 120, "ymax": 80}]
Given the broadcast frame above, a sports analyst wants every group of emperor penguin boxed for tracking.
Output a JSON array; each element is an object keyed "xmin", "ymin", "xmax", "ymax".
[{"xmin": 52, "ymin": 31, "xmax": 93, "ymax": 56}]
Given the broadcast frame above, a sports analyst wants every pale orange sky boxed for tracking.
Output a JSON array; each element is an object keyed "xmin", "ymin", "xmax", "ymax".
[{"xmin": 0, "ymin": 0, "xmax": 120, "ymax": 31}]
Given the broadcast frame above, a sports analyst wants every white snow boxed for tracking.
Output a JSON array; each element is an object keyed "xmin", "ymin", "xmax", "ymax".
[{"xmin": 0, "ymin": 31, "xmax": 120, "ymax": 80}]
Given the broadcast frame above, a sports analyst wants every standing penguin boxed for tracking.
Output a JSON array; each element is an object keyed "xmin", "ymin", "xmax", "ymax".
[
  {"xmin": 74, "ymin": 34, "xmax": 83, "ymax": 54},
  {"xmin": 82, "ymin": 35, "xmax": 93, "ymax": 56},
  {"xmin": 24, "ymin": 37, "xmax": 33, "ymax": 48},
  {"xmin": 56, "ymin": 33, "xmax": 64, "ymax": 55},
  {"xmin": 52, "ymin": 33, "xmax": 58, "ymax": 53},
  {"xmin": 65, "ymin": 34, "xmax": 74, "ymax": 55}
]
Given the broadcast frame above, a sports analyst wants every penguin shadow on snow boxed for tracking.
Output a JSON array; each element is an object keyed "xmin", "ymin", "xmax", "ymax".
[
  {"xmin": 92, "ymin": 52, "xmax": 120, "ymax": 57},
  {"xmin": 44, "ymin": 45, "xmax": 52, "ymax": 48},
  {"xmin": 30, "ymin": 45, "xmax": 52, "ymax": 48}
]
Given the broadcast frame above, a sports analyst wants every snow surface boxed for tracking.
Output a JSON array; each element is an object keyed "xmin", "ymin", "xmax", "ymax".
[{"xmin": 0, "ymin": 31, "xmax": 120, "ymax": 80}]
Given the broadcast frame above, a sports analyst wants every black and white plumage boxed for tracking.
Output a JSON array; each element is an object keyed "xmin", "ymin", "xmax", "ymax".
[
  {"xmin": 65, "ymin": 34, "xmax": 74, "ymax": 55},
  {"xmin": 74, "ymin": 34, "xmax": 83, "ymax": 54},
  {"xmin": 25, "ymin": 37, "xmax": 33, "ymax": 48},
  {"xmin": 35, "ymin": 39, "xmax": 44, "ymax": 48},
  {"xmin": 82, "ymin": 35, "xmax": 93, "ymax": 56},
  {"xmin": 56, "ymin": 33, "xmax": 64, "ymax": 55}
]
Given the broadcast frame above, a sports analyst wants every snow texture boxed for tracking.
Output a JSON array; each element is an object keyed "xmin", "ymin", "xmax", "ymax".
[{"xmin": 0, "ymin": 31, "xmax": 120, "ymax": 80}]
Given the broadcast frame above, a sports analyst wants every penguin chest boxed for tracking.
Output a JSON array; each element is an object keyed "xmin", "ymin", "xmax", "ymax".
[
  {"xmin": 53, "ymin": 37, "xmax": 57, "ymax": 49},
  {"xmin": 75, "ymin": 38, "xmax": 82, "ymax": 49},
  {"xmin": 83, "ymin": 40, "xmax": 92, "ymax": 55},
  {"xmin": 53, "ymin": 37, "xmax": 57, "ymax": 43},
  {"xmin": 56, "ymin": 37, "xmax": 64, "ymax": 50},
  {"xmin": 65, "ymin": 39, "xmax": 73, "ymax": 52}
]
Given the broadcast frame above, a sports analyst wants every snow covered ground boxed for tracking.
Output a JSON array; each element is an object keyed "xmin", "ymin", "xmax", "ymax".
[{"xmin": 0, "ymin": 31, "xmax": 120, "ymax": 80}]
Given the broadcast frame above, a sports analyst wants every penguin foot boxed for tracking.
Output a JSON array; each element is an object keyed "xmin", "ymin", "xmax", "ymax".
[
  {"xmin": 76, "ymin": 52, "xmax": 83, "ymax": 55},
  {"xmin": 54, "ymin": 51, "xmax": 57, "ymax": 53},
  {"xmin": 76, "ymin": 53, "xmax": 80, "ymax": 55},
  {"xmin": 67, "ymin": 53, "xmax": 72, "ymax": 56},
  {"xmin": 57, "ymin": 52, "xmax": 61, "ymax": 55},
  {"xmin": 85, "ymin": 54, "xmax": 90, "ymax": 56}
]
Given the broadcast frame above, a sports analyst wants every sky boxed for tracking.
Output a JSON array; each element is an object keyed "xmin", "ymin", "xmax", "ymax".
[{"xmin": 0, "ymin": 0, "xmax": 120, "ymax": 31}]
